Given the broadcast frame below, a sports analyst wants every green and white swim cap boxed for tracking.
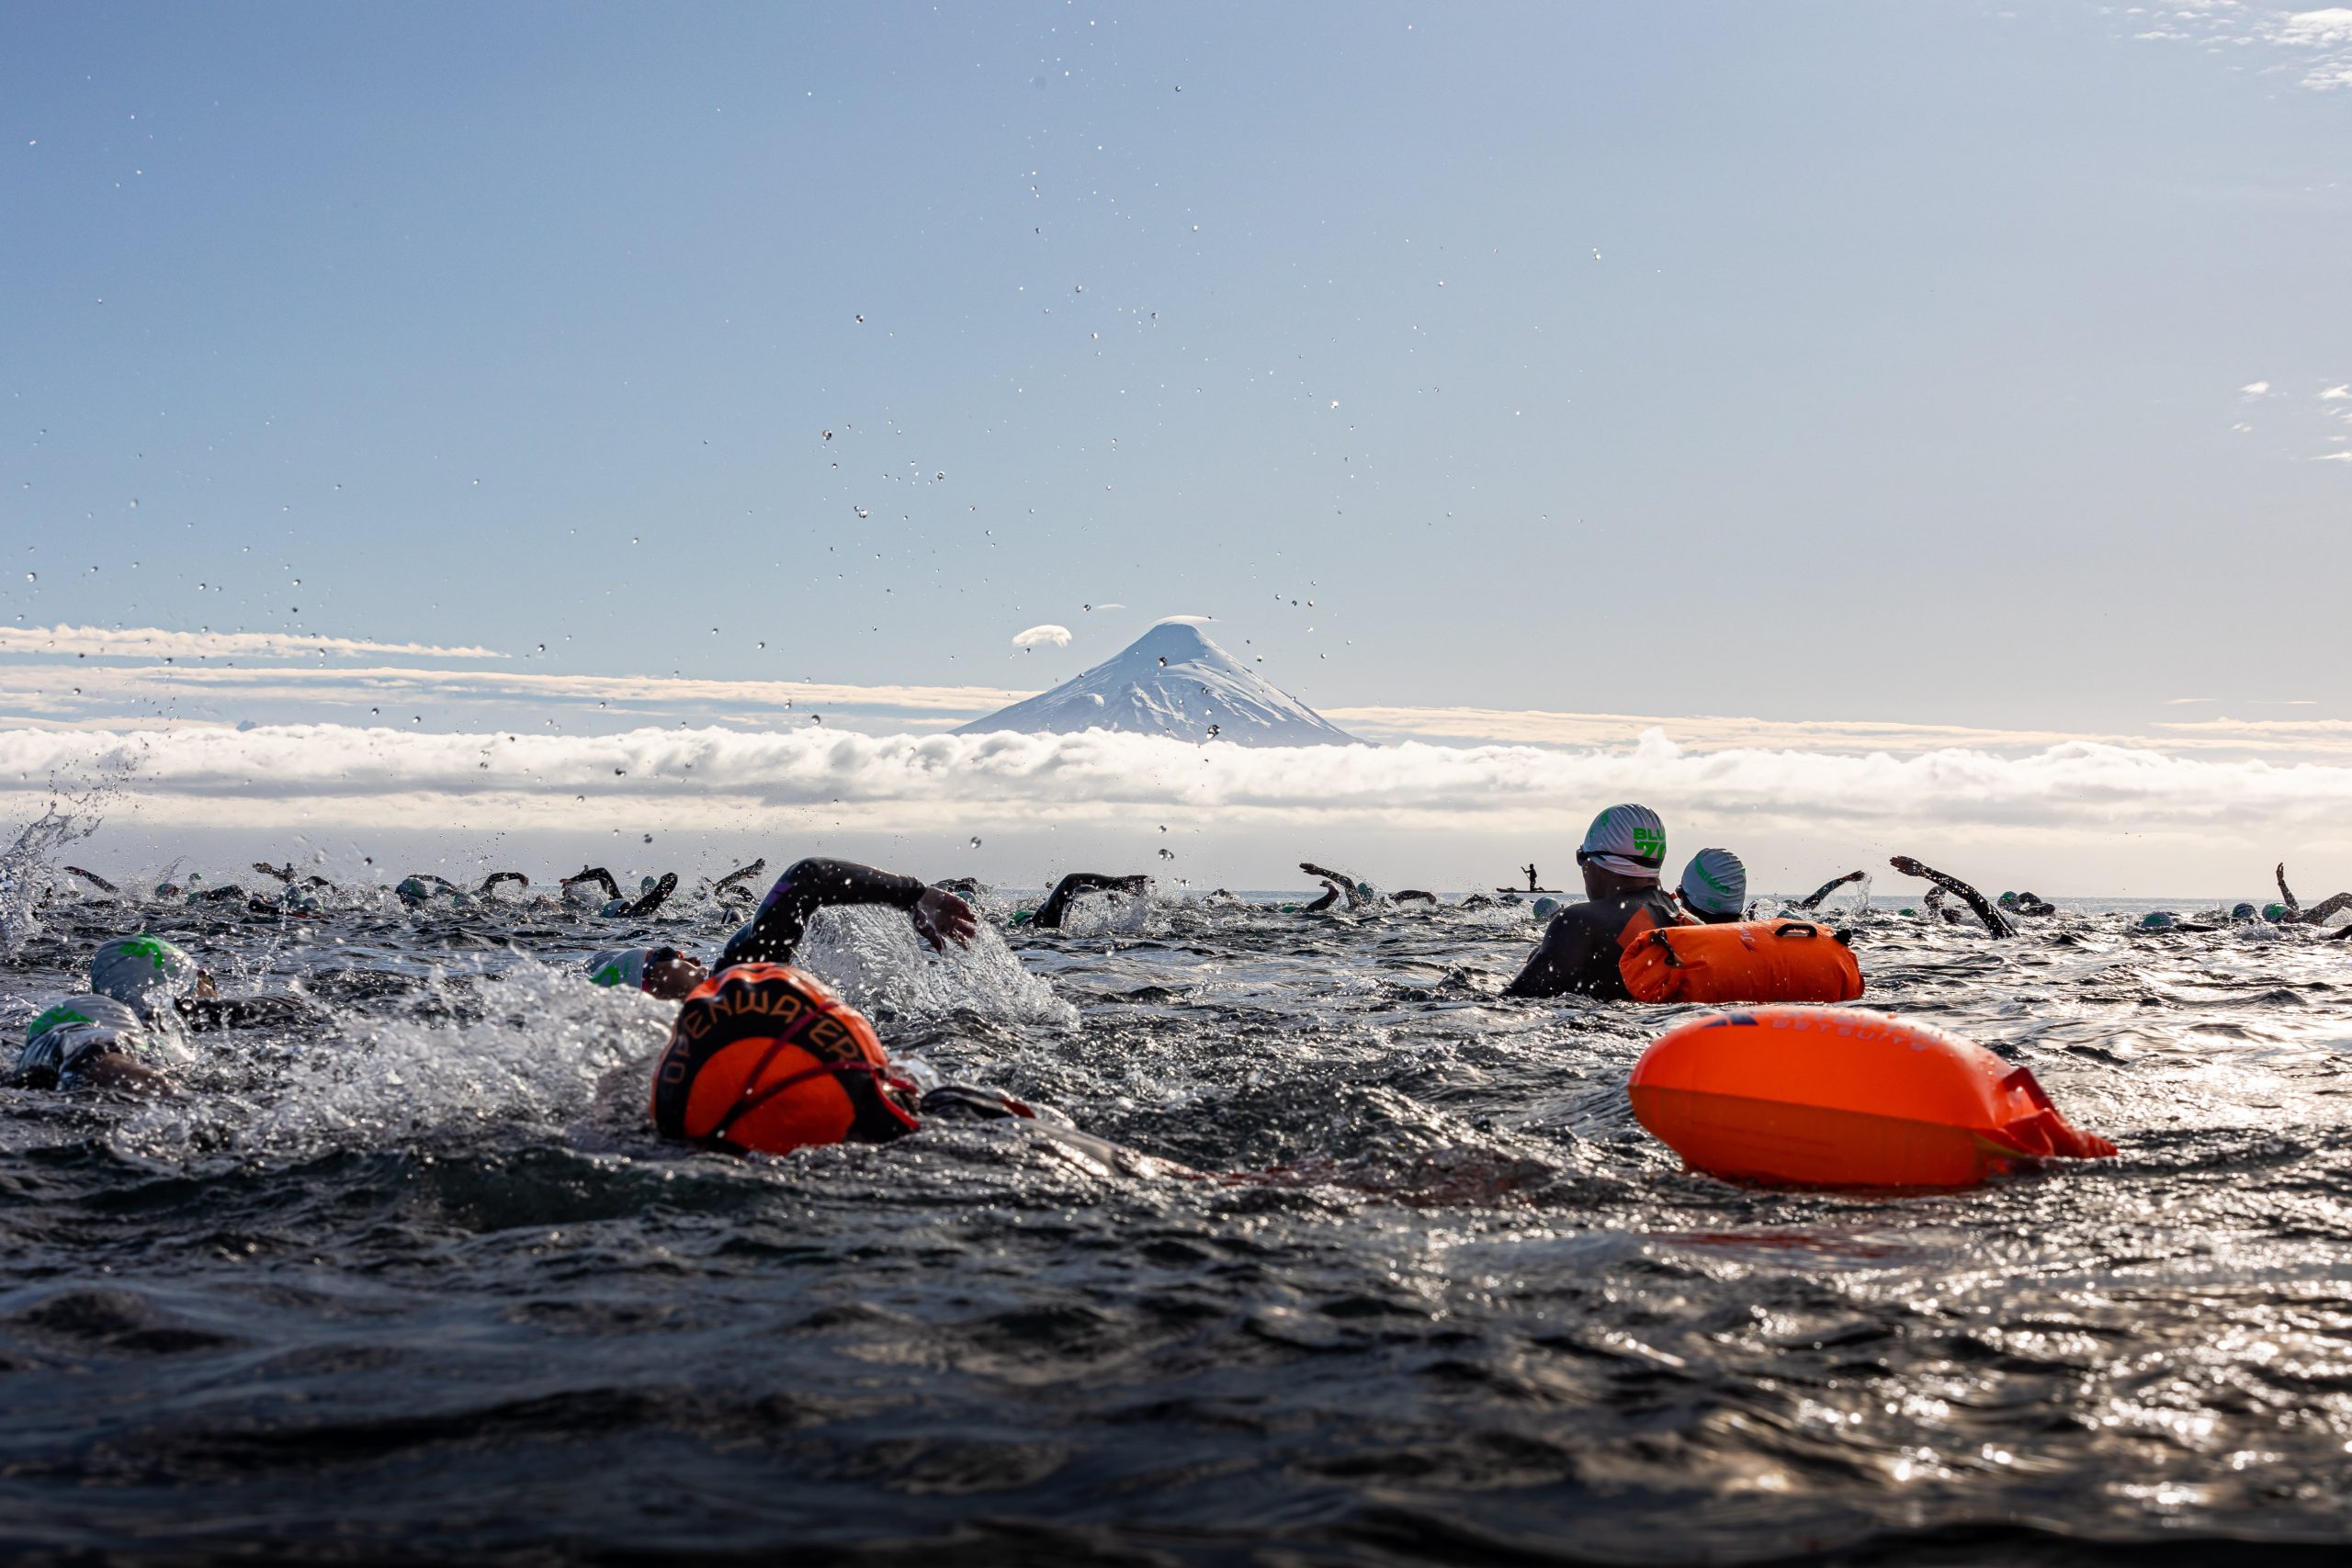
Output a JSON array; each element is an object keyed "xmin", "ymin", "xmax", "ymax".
[
  {"xmin": 1578, "ymin": 805, "xmax": 1667, "ymax": 879},
  {"xmin": 1678, "ymin": 849, "xmax": 1746, "ymax": 919},
  {"xmin": 586, "ymin": 948, "xmax": 650, "ymax": 990},
  {"xmin": 88, "ymin": 935, "xmax": 199, "ymax": 1018}
]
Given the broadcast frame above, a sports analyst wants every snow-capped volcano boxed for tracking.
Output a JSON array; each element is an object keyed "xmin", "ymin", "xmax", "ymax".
[{"xmin": 957, "ymin": 619, "xmax": 1358, "ymax": 746}]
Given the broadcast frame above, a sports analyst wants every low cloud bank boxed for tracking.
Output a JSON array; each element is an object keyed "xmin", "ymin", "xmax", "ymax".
[{"xmin": 9, "ymin": 724, "xmax": 2352, "ymax": 845}]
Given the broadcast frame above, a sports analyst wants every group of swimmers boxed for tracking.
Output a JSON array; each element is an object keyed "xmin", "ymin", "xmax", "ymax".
[{"xmin": 18, "ymin": 819, "xmax": 2352, "ymax": 1167}]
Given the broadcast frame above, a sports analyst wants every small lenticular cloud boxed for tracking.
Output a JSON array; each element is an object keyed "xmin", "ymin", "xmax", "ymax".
[
  {"xmin": 2322, "ymin": 385, "xmax": 2350, "ymax": 400},
  {"xmin": 2241, "ymin": 381, "xmax": 2272, "ymax": 396},
  {"xmin": 1012, "ymin": 624, "xmax": 1072, "ymax": 649}
]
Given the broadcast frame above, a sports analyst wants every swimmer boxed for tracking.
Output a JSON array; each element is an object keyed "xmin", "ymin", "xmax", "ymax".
[
  {"xmin": 62, "ymin": 865, "xmax": 119, "ymax": 897},
  {"xmin": 587, "ymin": 944, "xmax": 707, "ymax": 1000},
  {"xmin": 1391, "ymin": 889, "xmax": 1439, "ymax": 905},
  {"xmin": 650, "ymin": 858, "xmax": 1073, "ymax": 1157},
  {"xmin": 705, "ymin": 859, "xmax": 767, "ymax": 908},
  {"xmin": 1675, "ymin": 848, "xmax": 1746, "ymax": 925},
  {"xmin": 88, "ymin": 934, "xmax": 311, "ymax": 1032},
  {"xmin": 1504, "ymin": 805, "xmax": 1685, "ymax": 999},
  {"xmin": 1888, "ymin": 857, "xmax": 2016, "ymax": 936},
  {"xmin": 1795, "ymin": 870, "xmax": 1867, "ymax": 911},
  {"xmin": 394, "ymin": 871, "xmax": 529, "ymax": 908},
  {"xmin": 1028, "ymin": 872, "xmax": 1150, "ymax": 931},
  {"xmin": 2274, "ymin": 863, "xmax": 2352, "ymax": 926},
  {"xmin": 14, "ymin": 995, "xmax": 174, "ymax": 1095},
  {"xmin": 932, "ymin": 875, "xmax": 985, "ymax": 897},
  {"xmin": 1997, "ymin": 890, "xmax": 2058, "ymax": 918},
  {"xmin": 1298, "ymin": 862, "xmax": 1382, "ymax": 911},
  {"xmin": 560, "ymin": 867, "xmax": 679, "ymax": 919}
]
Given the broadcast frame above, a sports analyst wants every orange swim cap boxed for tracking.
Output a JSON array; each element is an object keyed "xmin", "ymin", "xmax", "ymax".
[{"xmin": 647, "ymin": 963, "xmax": 918, "ymax": 1156}]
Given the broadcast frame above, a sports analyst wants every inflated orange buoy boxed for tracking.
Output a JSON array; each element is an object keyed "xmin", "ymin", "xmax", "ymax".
[
  {"xmin": 1629, "ymin": 1006, "xmax": 2116, "ymax": 1189},
  {"xmin": 648, "ymin": 963, "xmax": 918, "ymax": 1156},
  {"xmin": 1620, "ymin": 919, "xmax": 1863, "ymax": 1005}
]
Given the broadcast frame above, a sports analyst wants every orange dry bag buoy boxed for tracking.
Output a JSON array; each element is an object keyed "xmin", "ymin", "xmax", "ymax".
[
  {"xmin": 1628, "ymin": 1006, "xmax": 2117, "ymax": 1189},
  {"xmin": 648, "ymin": 963, "xmax": 919, "ymax": 1156},
  {"xmin": 1620, "ymin": 919, "xmax": 1863, "ymax": 1005}
]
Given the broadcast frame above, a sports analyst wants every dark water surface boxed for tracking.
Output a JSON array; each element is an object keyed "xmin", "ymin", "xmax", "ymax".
[{"xmin": 6, "ymin": 858, "xmax": 2352, "ymax": 1564}]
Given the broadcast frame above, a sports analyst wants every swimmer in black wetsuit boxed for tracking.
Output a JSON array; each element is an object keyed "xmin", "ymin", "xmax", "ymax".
[
  {"xmin": 2275, "ymin": 863, "xmax": 2352, "ymax": 926},
  {"xmin": 1298, "ymin": 862, "xmax": 1381, "ymax": 910},
  {"xmin": 649, "ymin": 857, "xmax": 1156, "ymax": 1161},
  {"xmin": 560, "ymin": 867, "xmax": 679, "ymax": 918},
  {"xmin": 1504, "ymin": 805, "xmax": 1686, "ymax": 999},
  {"xmin": 1889, "ymin": 856, "xmax": 2016, "ymax": 936},
  {"xmin": 1030, "ymin": 872, "xmax": 1150, "ymax": 931}
]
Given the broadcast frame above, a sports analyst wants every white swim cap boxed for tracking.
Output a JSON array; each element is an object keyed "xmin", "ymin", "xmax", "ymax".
[
  {"xmin": 1678, "ymin": 849, "xmax": 1747, "ymax": 918},
  {"xmin": 586, "ymin": 948, "xmax": 650, "ymax": 990},
  {"xmin": 88, "ymin": 936, "xmax": 199, "ymax": 1019},
  {"xmin": 1578, "ymin": 805, "xmax": 1667, "ymax": 880}
]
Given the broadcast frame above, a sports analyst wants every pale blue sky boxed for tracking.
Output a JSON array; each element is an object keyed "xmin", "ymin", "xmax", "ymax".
[{"xmin": 6, "ymin": 1, "xmax": 2348, "ymax": 733}]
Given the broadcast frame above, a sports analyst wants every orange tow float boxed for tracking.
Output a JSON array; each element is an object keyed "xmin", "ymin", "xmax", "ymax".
[
  {"xmin": 1619, "ymin": 919, "xmax": 1863, "ymax": 1005},
  {"xmin": 1628, "ymin": 1006, "xmax": 2116, "ymax": 1189}
]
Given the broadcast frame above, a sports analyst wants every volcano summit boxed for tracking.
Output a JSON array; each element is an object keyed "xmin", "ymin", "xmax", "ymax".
[{"xmin": 957, "ymin": 619, "xmax": 1358, "ymax": 746}]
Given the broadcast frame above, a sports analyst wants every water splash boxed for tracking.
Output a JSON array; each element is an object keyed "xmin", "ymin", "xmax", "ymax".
[{"xmin": 0, "ymin": 800, "xmax": 105, "ymax": 954}]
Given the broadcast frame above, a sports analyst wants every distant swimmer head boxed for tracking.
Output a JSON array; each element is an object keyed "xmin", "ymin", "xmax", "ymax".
[
  {"xmin": 587, "ymin": 945, "xmax": 706, "ymax": 1000},
  {"xmin": 2263, "ymin": 903, "xmax": 2289, "ymax": 922},
  {"xmin": 395, "ymin": 876, "xmax": 433, "ymax": 907},
  {"xmin": 1577, "ymin": 804, "xmax": 1667, "ymax": 886},
  {"xmin": 1532, "ymin": 897, "xmax": 1562, "ymax": 919},
  {"xmin": 2140, "ymin": 910, "xmax": 2177, "ymax": 930},
  {"xmin": 1677, "ymin": 849, "xmax": 1747, "ymax": 922},
  {"xmin": 2231, "ymin": 902, "xmax": 2259, "ymax": 921},
  {"xmin": 1997, "ymin": 891, "xmax": 2020, "ymax": 910},
  {"xmin": 89, "ymin": 935, "xmax": 207, "ymax": 1019}
]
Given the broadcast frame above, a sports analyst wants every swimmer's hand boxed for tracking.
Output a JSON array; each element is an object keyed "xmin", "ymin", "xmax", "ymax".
[
  {"xmin": 1888, "ymin": 855, "xmax": 1928, "ymax": 878},
  {"xmin": 911, "ymin": 887, "xmax": 978, "ymax": 952}
]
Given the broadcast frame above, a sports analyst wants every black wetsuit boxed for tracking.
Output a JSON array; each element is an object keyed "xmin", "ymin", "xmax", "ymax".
[
  {"xmin": 717, "ymin": 859, "xmax": 930, "ymax": 967},
  {"xmin": 1033, "ymin": 873, "xmax": 1143, "ymax": 931},
  {"xmin": 1907, "ymin": 864, "xmax": 2016, "ymax": 936},
  {"xmin": 1503, "ymin": 887, "xmax": 1685, "ymax": 1000}
]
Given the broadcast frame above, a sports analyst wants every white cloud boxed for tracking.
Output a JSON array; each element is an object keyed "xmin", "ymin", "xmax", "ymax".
[
  {"xmin": 2316, "ymin": 452, "xmax": 2352, "ymax": 463},
  {"xmin": 1085, "ymin": 602, "xmax": 1126, "ymax": 612},
  {"xmin": 2242, "ymin": 380, "xmax": 2273, "ymax": 395},
  {"xmin": 2322, "ymin": 384, "xmax": 2352, "ymax": 400},
  {"xmin": 2140, "ymin": 6, "xmax": 2352, "ymax": 88},
  {"xmin": 1010, "ymin": 624, "xmax": 1073, "ymax": 649},
  {"xmin": 14, "ymin": 727, "xmax": 2352, "ymax": 866},
  {"xmin": 0, "ymin": 625, "xmax": 505, "ymax": 660},
  {"xmin": 2280, "ymin": 7, "xmax": 2352, "ymax": 47}
]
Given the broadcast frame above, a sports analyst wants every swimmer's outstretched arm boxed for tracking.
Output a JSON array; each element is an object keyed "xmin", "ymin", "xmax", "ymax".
[
  {"xmin": 712, "ymin": 858, "xmax": 767, "ymax": 895},
  {"xmin": 624, "ymin": 872, "xmax": 679, "ymax": 918},
  {"xmin": 1302, "ymin": 881, "xmax": 1341, "ymax": 914},
  {"xmin": 562, "ymin": 867, "xmax": 621, "ymax": 902},
  {"xmin": 1032, "ymin": 872, "xmax": 1148, "ymax": 931},
  {"xmin": 405, "ymin": 873, "xmax": 460, "ymax": 895},
  {"xmin": 1797, "ymin": 871, "xmax": 1866, "ymax": 911},
  {"xmin": 478, "ymin": 871, "xmax": 529, "ymax": 897},
  {"xmin": 1889, "ymin": 857, "xmax": 2015, "ymax": 936},
  {"xmin": 1502, "ymin": 911, "xmax": 1600, "ymax": 998},
  {"xmin": 2299, "ymin": 892, "xmax": 2352, "ymax": 923},
  {"xmin": 62, "ymin": 865, "xmax": 119, "ymax": 896},
  {"xmin": 2277, "ymin": 862, "xmax": 2301, "ymax": 918},
  {"xmin": 252, "ymin": 862, "xmax": 295, "ymax": 885},
  {"xmin": 717, "ymin": 858, "xmax": 977, "ymax": 967}
]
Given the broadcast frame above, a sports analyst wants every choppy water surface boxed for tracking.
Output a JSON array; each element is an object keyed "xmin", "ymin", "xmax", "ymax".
[{"xmin": 6, "ymin": 852, "xmax": 2352, "ymax": 1564}]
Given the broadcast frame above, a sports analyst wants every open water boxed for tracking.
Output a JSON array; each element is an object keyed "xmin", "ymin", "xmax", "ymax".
[{"xmin": 5, "ymin": 832, "xmax": 2352, "ymax": 1564}]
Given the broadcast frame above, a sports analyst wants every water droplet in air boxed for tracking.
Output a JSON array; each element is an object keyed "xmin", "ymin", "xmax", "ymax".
[{"xmin": 969, "ymin": 837, "xmax": 982, "ymax": 849}]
